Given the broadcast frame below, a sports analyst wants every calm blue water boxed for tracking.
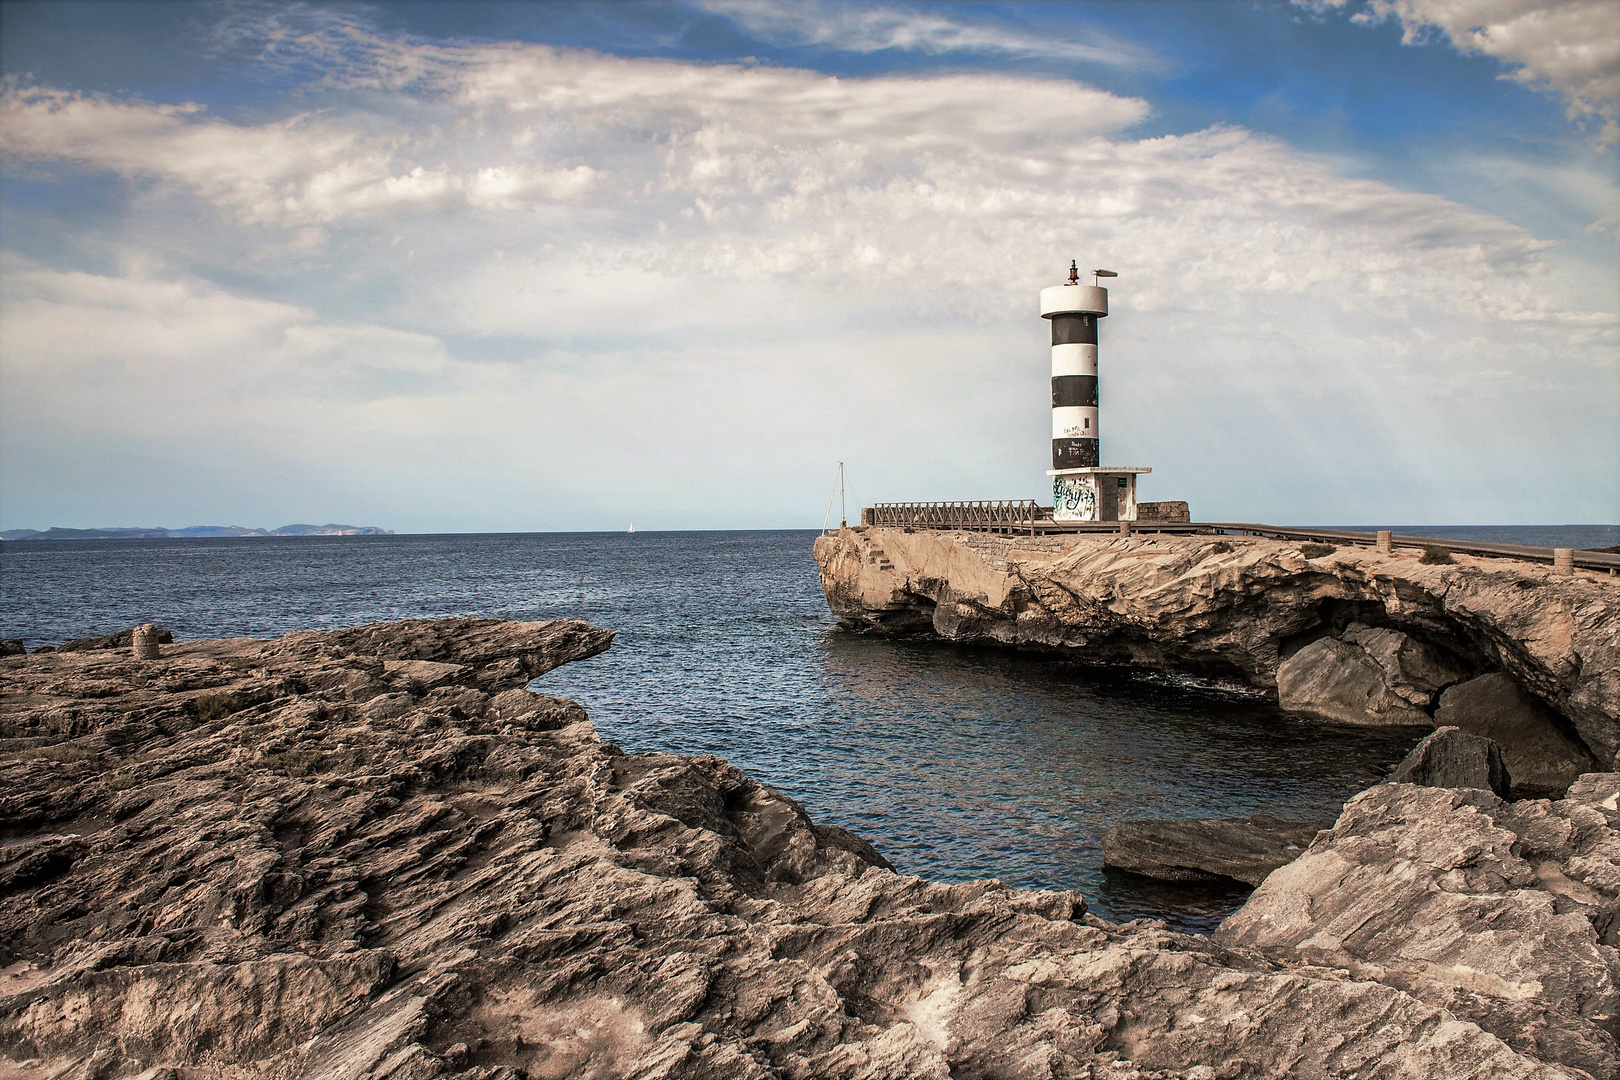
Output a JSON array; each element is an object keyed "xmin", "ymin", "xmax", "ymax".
[{"xmin": 7, "ymin": 527, "xmax": 1593, "ymax": 929}]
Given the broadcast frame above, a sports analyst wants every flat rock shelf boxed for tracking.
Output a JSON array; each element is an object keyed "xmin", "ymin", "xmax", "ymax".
[{"xmin": 3, "ymin": 618, "xmax": 1617, "ymax": 1078}]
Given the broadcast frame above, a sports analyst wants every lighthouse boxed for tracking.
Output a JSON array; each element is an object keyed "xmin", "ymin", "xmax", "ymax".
[{"xmin": 1042, "ymin": 262, "xmax": 1150, "ymax": 522}]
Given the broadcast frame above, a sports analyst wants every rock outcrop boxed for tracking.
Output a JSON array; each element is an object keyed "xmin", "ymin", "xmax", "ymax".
[
  {"xmin": 814, "ymin": 528, "xmax": 1620, "ymax": 791},
  {"xmin": 0, "ymin": 618, "xmax": 1594, "ymax": 1079},
  {"xmin": 1276, "ymin": 623, "xmax": 1468, "ymax": 727},
  {"xmin": 1277, "ymin": 636, "xmax": 1433, "ymax": 726},
  {"xmin": 1220, "ymin": 778, "xmax": 1620, "ymax": 1080},
  {"xmin": 1101, "ymin": 815, "xmax": 1329, "ymax": 886},
  {"xmin": 1437, "ymin": 672, "xmax": 1600, "ymax": 798},
  {"xmin": 1389, "ymin": 726, "xmax": 1512, "ymax": 796}
]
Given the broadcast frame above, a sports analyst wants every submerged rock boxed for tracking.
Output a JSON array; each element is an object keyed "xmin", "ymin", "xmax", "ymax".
[
  {"xmin": 1390, "ymin": 726, "xmax": 1512, "ymax": 796},
  {"xmin": 0, "ymin": 618, "xmax": 1588, "ymax": 1078},
  {"xmin": 1101, "ymin": 814, "xmax": 1330, "ymax": 886},
  {"xmin": 1438, "ymin": 672, "xmax": 1599, "ymax": 798}
]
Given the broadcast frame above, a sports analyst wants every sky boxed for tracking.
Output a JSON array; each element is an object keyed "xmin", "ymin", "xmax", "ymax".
[{"xmin": 0, "ymin": 0, "xmax": 1615, "ymax": 532}]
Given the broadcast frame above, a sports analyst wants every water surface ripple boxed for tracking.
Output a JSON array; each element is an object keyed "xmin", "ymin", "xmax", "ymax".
[{"xmin": 2, "ymin": 530, "xmax": 1428, "ymax": 930}]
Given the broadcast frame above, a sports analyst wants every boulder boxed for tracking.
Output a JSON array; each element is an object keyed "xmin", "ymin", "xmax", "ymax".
[
  {"xmin": 1277, "ymin": 636, "xmax": 1432, "ymax": 726},
  {"xmin": 0, "ymin": 638, "xmax": 24, "ymax": 657},
  {"xmin": 1101, "ymin": 814, "xmax": 1330, "ymax": 886},
  {"xmin": 1389, "ymin": 726, "xmax": 1511, "ymax": 796},
  {"xmin": 1437, "ymin": 672, "xmax": 1598, "ymax": 798},
  {"xmin": 1219, "ymin": 778, "xmax": 1620, "ymax": 1079},
  {"xmin": 1342, "ymin": 622, "xmax": 1469, "ymax": 706}
]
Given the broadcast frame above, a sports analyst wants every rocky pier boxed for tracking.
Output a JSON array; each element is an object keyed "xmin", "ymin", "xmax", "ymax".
[
  {"xmin": 813, "ymin": 527, "xmax": 1620, "ymax": 798},
  {"xmin": 4, "ymin": 616, "xmax": 1620, "ymax": 1077}
]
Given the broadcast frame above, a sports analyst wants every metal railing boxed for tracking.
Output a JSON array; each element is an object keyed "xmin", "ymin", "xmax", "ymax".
[
  {"xmin": 855, "ymin": 507, "xmax": 1620, "ymax": 572},
  {"xmin": 1197, "ymin": 523, "xmax": 1620, "ymax": 573},
  {"xmin": 865, "ymin": 500, "xmax": 1050, "ymax": 532}
]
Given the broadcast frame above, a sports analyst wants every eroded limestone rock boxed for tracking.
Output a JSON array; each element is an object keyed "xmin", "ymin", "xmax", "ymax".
[
  {"xmin": 814, "ymin": 528, "xmax": 1619, "ymax": 777},
  {"xmin": 1219, "ymin": 778, "xmax": 1620, "ymax": 1079},
  {"xmin": 57, "ymin": 626, "xmax": 174, "ymax": 652},
  {"xmin": 1101, "ymin": 815, "xmax": 1329, "ymax": 886},
  {"xmin": 1389, "ymin": 726, "xmax": 1512, "ymax": 796},
  {"xmin": 1438, "ymin": 672, "xmax": 1599, "ymax": 798},
  {"xmin": 1342, "ymin": 623, "xmax": 1469, "ymax": 707},
  {"xmin": 1277, "ymin": 636, "xmax": 1433, "ymax": 726},
  {"xmin": 1275, "ymin": 623, "xmax": 1469, "ymax": 727},
  {"xmin": 0, "ymin": 618, "xmax": 1587, "ymax": 1079}
]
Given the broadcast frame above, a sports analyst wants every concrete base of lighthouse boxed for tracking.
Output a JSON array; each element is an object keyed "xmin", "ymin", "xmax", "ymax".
[{"xmin": 1049, "ymin": 466, "xmax": 1152, "ymax": 523}]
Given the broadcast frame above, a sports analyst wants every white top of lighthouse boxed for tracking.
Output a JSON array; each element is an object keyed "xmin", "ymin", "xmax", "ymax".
[{"xmin": 1039, "ymin": 284, "xmax": 1108, "ymax": 318}]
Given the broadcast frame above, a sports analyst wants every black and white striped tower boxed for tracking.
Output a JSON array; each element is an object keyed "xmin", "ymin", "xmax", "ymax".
[
  {"xmin": 1042, "ymin": 263, "xmax": 1150, "ymax": 523},
  {"xmin": 1042, "ymin": 261, "xmax": 1107, "ymax": 470}
]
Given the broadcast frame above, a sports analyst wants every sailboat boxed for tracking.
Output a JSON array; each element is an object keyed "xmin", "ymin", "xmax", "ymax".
[{"xmin": 627, "ymin": 523, "xmax": 635, "ymax": 534}]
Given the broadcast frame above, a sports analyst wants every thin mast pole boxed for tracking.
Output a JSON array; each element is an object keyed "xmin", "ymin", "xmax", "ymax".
[{"xmin": 839, "ymin": 462, "xmax": 847, "ymax": 529}]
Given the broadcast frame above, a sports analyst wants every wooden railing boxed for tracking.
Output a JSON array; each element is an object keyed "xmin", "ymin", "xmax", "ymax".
[{"xmin": 864, "ymin": 500, "xmax": 1050, "ymax": 531}]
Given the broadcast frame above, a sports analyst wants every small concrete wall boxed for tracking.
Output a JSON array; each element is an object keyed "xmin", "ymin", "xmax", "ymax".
[{"xmin": 1138, "ymin": 501, "xmax": 1190, "ymax": 523}]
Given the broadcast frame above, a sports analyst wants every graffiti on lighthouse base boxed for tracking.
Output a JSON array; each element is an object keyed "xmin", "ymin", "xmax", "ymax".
[{"xmin": 1053, "ymin": 475, "xmax": 1098, "ymax": 522}]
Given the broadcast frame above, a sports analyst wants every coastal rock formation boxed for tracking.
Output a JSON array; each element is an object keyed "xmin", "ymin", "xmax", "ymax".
[
  {"xmin": 1389, "ymin": 727, "xmax": 1512, "ymax": 796},
  {"xmin": 0, "ymin": 618, "xmax": 1591, "ymax": 1078},
  {"xmin": 1277, "ymin": 637, "xmax": 1433, "ymax": 727},
  {"xmin": 1276, "ymin": 623, "xmax": 1467, "ymax": 727},
  {"xmin": 1101, "ymin": 815, "xmax": 1329, "ymax": 886},
  {"xmin": 1343, "ymin": 623, "xmax": 1471, "ymax": 705},
  {"xmin": 1219, "ymin": 778, "xmax": 1620, "ymax": 1080},
  {"xmin": 814, "ymin": 528, "xmax": 1620, "ymax": 790},
  {"xmin": 1436, "ymin": 673, "xmax": 1599, "ymax": 798}
]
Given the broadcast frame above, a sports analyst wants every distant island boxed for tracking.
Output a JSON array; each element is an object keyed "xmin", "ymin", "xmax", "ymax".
[{"xmin": 1, "ymin": 524, "xmax": 394, "ymax": 541}]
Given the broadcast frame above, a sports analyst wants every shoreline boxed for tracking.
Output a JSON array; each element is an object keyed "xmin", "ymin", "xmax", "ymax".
[{"xmin": 3, "ymin": 618, "xmax": 1616, "ymax": 1076}]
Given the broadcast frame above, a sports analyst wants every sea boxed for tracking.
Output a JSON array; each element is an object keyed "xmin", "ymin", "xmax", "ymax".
[{"xmin": 3, "ymin": 525, "xmax": 1612, "ymax": 932}]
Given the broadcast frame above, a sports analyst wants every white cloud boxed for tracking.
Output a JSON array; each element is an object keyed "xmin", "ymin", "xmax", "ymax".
[
  {"xmin": 1299, "ymin": 0, "xmax": 1620, "ymax": 143},
  {"xmin": 1, "ymin": 30, "xmax": 1615, "ymax": 527},
  {"xmin": 0, "ymin": 258, "xmax": 451, "ymax": 392},
  {"xmin": 696, "ymin": 0, "xmax": 1156, "ymax": 67},
  {"xmin": 0, "ymin": 86, "xmax": 600, "ymax": 225}
]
